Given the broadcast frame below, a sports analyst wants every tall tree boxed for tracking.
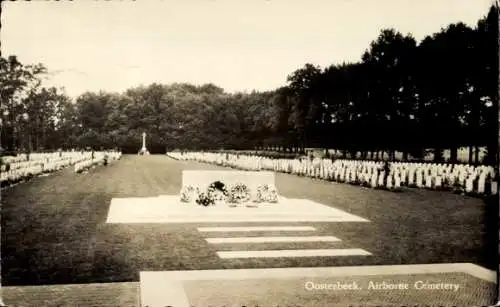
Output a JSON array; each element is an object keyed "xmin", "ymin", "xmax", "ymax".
[
  {"xmin": 0, "ymin": 56, "xmax": 47, "ymax": 152},
  {"xmin": 362, "ymin": 29, "xmax": 418, "ymax": 160},
  {"xmin": 473, "ymin": 5, "xmax": 498, "ymax": 164},
  {"xmin": 287, "ymin": 63, "xmax": 322, "ymax": 152}
]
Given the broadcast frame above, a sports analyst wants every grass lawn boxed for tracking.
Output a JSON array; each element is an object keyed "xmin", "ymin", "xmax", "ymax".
[
  {"xmin": 1, "ymin": 155, "xmax": 496, "ymax": 287},
  {"xmin": 1, "ymin": 282, "xmax": 139, "ymax": 307}
]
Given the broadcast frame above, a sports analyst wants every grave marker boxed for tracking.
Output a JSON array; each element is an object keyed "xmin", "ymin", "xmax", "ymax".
[
  {"xmin": 477, "ymin": 174, "xmax": 486, "ymax": 194},
  {"xmin": 416, "ymin": 172, "xmax": 423, "ymax": 188},
  {"xmin": 465, "ymin": 178, "xmax": 473, "ymax": 193},
  {"xmin": 425, "ymin": 175, "xmax": 433, "ymax": 189},
  {"xmin": 386, "ymin": 176, "xmax": 393, "ymax": 189},
  {"xmin": 394, "ymin": 175, "xmax": 401, "ymax": 189},
  {"xmin": 491, "ymin": 181, "xmax": 498, "ymax": 195},
  {"xmin": 378, "ymin": 172, "xmax": 385, "ymax": 187},
  {"xmin": 435, "ymin": 176, "xmax": 442, "ymax": 189},
  {"xmin": 371, "ymin": 171, "xmax": 378, "ymax": 188}
]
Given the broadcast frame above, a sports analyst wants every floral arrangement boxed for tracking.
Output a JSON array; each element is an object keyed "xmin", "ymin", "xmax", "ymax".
[
  {"xmin": 179, "ymin": 181, "xmax": 281, "ymax": 206},
  {"xmin": 180, "ymin": 185, "xmax": 200, "ymax": 203},
  {"xmin": 207, "ymin": 181, "xmax": 229, "ymax": 203},
  {"xmin": 196, "ymin": 192, "xmax": 215, "ymax": 206},
  {"xmin": 256, "ymin": 184, "xmax": 279, "ymax": 203},
  {"xmin": 228, "ymin": 182, "xmax": 251, "ymax": 203}
]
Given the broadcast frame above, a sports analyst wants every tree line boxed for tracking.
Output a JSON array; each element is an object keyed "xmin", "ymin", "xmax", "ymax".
[{"xmin": 0, "ymin": 5, "xmax": 497, "ymax": 164}]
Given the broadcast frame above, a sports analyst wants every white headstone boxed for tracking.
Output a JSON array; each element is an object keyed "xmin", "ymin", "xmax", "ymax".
[
  {"xmin": 465, "ymin": 178, "xmax": 474, "ymax": 193},
  {"xmin": 378, "ymin": 172, "xmax": 385, "ymax": 187},
  {"xmin": 399, "ymin": 170, "xmax": 405, "ymax": 183},
  {"xmin": 371, "ymin": 171, "xmax": 378, "ymax": 187},
  {"xmin": 350, "ymin": 169, "xmax": 356, "ymax": 182},
  {"xmin": 345, "ymin": 169, "xmax": 351, "ymax": 183},
  {"xmin": 394, "ymin": 175, "xmax": 401, "ymax": 189},
  {"xmin": 435, "ymin": 176, "xmax": 442, "ymax": 188},
  {"xmin": 491, "ymin": 181, "xmax": 498, "ymax": 195},
  {"xmin": 416, "ymin": 172, "xmax": 423, "ymax": 187},
  {"xmin": 459, "ymin": 173, "xmax": 466, "ymax": 186},
  {"xmin": 477, "ymin": 174, "xmax": 486, "ymax": 194},
  {"xmin": 386, "ymin": 175, "xmax": 393, "ymax": 189},
  {"xmin": 448, "ymin": 174, "xmax": 455, "ymax": 187},
  {"xmin": 425, "ymin": 175, "xmax": 433, "ymax": 189}
]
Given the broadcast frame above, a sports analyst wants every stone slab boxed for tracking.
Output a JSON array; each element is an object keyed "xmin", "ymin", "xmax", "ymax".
[
  {"xmin": 205, "ymin": 236, "xmax": 341, "ymax": 244},
  {"xmin": 139, "ymin": 264, "xmax": 496, "ymax": 307},
  {"xmin": 106, "ymin": 195, "xmax": 369, "ymax": 223},
  {"xmin": 197, "ymin": 226, "xmax": 317, "ymax": 232},
  {"xmin": 216, "ymin": 248, "xmax": 372, "ymax": 258}
]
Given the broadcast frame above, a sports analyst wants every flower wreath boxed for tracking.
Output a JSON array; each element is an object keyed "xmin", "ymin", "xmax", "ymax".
[
  {"xmin": 256, "ymin": 184, "xmax": 279, "ymax": 203},
  {"xmin": 180, "ymin": 185, "xmax": 200, "ymax": 203},
  {"xmin": 207, "ymin": 181, "xmax": 229, "ymax": 203},
  {"xmin": 228, "ymin": 182, "xmax": 251, "ymax": 203},
  {"xmin": 196, "ymin": 192, "xmax": 215, "ymax": 206}
]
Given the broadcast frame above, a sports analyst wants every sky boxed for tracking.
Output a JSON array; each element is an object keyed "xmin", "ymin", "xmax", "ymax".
[{"xmin": 1, "ymin": 0, "xmax": 493, "ymax": 99}]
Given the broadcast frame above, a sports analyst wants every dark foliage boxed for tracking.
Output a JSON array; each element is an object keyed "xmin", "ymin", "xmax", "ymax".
[{"xmin": 0, "ymin": 6, "xmax": 497, "ymax": 164}]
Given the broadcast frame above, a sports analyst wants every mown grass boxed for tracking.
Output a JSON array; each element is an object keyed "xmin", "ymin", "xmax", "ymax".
[{"xmin": 1, "ymin": 155, "xmax": 494, "ymax": 287}]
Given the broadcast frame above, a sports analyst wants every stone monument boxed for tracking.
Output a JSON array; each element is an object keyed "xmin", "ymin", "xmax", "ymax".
[{"xmin": 138, "ymin": 132, "xmax": 150, "ymax": 155}]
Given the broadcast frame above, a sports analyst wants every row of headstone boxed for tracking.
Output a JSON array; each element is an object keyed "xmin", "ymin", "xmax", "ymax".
[
  {"xmin": 2, "ymin": 152, "xmax": 90, "ymax": 168},
  {"xmin": 1, "ymin": 165, "xmax": 44, "ymax": 182},
  {"xmin": 0, "ymin": 151, "xmax": 122, "ymax": 186},
  {"xmin": 168, "ymin": 152, "xmax": 498, "ymax": 196},
  {"xmin": 1, "ymin": 155, "xmax": 82, "ymax": 172},
  {"xmin": 74, "ymin": 151, "xmax": 122, "ymax": 173}
]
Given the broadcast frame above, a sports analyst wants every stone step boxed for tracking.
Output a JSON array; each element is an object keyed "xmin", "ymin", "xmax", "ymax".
[
  {"xmin": 216, "ymin": 248, "xmax": 371, "ymax": 258},
  {"xmin": 205, "ymin": 236, "xmax": 341, "ymax": 244}
]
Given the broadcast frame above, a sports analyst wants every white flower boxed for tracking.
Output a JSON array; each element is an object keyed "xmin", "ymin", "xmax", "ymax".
[
  {"xmin": 229, "ymin": 183, "xmax": 251, "ymax": 203},
  {"xmin": 209, "ymin": 189, "xmax": 227, "ymax": 202},
  {"xmin": 180, "ymin": 185, "xmax": 199, "ymax": 203},
  {"xmin": 257, "ymin": 184, "xmax": 278, "ymax": 203}
]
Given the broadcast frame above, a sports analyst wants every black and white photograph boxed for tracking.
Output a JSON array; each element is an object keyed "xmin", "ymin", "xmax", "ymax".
[{"xmin": 0, "ymin": 0, "xmax": 498, "ymax": 306}]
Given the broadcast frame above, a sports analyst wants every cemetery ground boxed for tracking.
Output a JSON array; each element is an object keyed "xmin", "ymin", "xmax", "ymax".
[{"xmin": 1, "ymin": 154, "xmax": 497, "ymax": 306}]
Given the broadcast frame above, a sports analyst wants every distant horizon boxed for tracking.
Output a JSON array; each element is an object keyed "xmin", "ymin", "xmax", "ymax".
[{"xmin": 2, "ymin": 0, "xmax": 493, "ymax": 98}]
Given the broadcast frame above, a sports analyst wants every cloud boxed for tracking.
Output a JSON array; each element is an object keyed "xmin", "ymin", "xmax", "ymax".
[{"xmin": 47, "ymin": 68, "xmax": 89, "ymax": 76}]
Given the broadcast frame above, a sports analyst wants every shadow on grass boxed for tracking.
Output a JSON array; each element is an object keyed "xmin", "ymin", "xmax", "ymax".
[{"xmin": 482, "ymin": 194, "xmax": 499, "ymax": 271}]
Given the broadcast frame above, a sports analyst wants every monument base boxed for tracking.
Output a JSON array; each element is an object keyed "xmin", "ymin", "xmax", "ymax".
[
  {"xmin": 138, "ymin": 148, "xmax": 150, "ymax": 155},
  {"xmin": 106, "ymin": 195, "xmax": 370, "ymax": 223}
]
